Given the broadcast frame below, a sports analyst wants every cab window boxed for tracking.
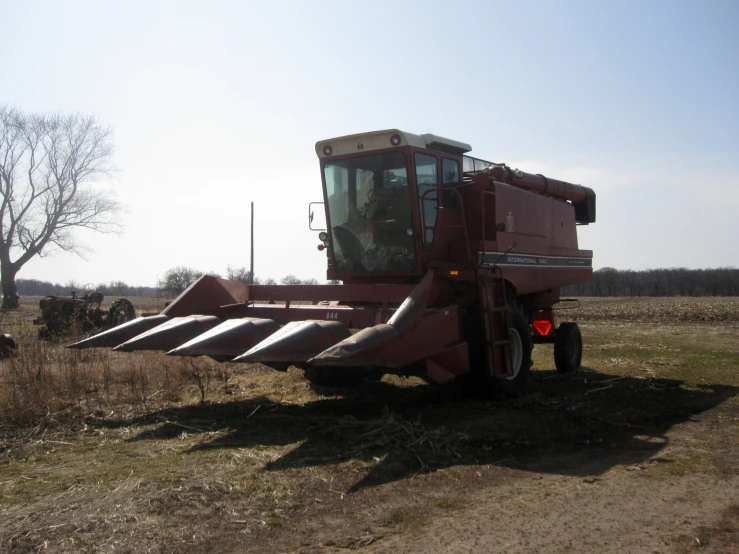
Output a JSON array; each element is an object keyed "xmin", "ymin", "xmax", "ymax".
[
  {"xmin": 415, "ymin": 153, "xmax": 438, "ymax": 247},
  {"xmin": 442, "ymin": 158, "xmax": 460, "ymax": 208}
]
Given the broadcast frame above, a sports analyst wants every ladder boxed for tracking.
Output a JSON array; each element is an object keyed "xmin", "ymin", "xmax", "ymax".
[{"xmin": 478, "ymin": 271, "xmax": 515, "ymax": 378}]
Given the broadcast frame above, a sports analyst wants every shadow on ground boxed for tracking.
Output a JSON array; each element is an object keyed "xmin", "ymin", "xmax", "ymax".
[{"xmin": 90, "ymin": 367, "xmax": 738, "ymax": 492}]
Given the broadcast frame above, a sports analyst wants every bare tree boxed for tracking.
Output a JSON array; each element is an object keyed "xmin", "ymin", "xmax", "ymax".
[
  {"xmin": 225, "ymin": 265, "xmax": 261, "ymax": 285},
  {"xmin": 108, "ymin": 280, "xmax": 128, "ymax": 295},
  {"xmin": 158, "ymin": 266, "xmax": 204, "ymax": 296},
  {"xmin": 0, "ymin": 106, "xmax": 120, "ymax": 309}
]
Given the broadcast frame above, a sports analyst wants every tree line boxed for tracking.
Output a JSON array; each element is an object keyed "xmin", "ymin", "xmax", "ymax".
[
  {"xmin": 156, "ymin": 266, "xmax": 328, "ymax": 296},
  {"xmin": 563, "ymin": 267, "xmax": 739, "ymax": 297},
  {"xmin": 9, "ymin": 266, "xmax": 738, "ymax": 299},
  {"xmin": 3, "ymin": 266, "xmax": 331, "ymax": 298},
  {"xmin": 12, "ymin": 278, "xmax": 159, "ymax": 297}
]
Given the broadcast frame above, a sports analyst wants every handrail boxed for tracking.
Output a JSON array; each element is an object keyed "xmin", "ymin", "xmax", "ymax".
[{"xmin": 478, "ymin": 187, "xmax": 496, "ymax": 270}]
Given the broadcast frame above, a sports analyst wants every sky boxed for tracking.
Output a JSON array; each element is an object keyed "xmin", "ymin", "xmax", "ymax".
[{"xmin": 1, "ymin": 0, "xmax": 737, "ymax": 287}]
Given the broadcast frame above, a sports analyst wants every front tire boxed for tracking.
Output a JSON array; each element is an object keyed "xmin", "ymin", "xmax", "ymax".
[{"xmin": 496, "ymin": 303, "xmax": 533, "ymax": 398}]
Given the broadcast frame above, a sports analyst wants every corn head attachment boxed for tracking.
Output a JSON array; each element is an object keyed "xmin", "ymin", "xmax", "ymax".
[{"xmin": 69, "ymin": 129, "xmax": 596, "ymax": 396}]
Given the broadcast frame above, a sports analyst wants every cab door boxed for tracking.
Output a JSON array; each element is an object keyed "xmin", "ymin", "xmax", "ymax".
[{"xmin": 414, "ymin": 152, "xmax": 439, "ymax": 250}]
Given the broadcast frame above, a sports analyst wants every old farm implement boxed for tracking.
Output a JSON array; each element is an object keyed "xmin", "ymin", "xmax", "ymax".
[
  {"xmin": 36, "ymin": 286, "xmax": 137, "ymax": 340},
  {"xmin": 68, "ymin": 130, "xmax": 595, "ymax": 396}
]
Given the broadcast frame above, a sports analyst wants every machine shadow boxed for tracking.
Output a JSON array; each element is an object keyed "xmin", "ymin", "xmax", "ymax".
[{"xmin": 91, "ymin": 367, "xmax": 738, "ymax": 493}]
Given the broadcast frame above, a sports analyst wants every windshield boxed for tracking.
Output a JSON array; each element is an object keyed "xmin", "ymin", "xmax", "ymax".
[{"xmin": 324, "ymin": 151, "xmax": 416, "ymax": 272}]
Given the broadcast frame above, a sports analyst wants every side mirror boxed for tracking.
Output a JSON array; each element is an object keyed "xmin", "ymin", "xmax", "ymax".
[{"xmin": 308, "ymin": 202, "xmax": 327, "ymax": 231}]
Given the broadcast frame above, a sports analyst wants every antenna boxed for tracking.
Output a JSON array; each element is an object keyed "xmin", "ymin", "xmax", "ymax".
[{"xmin": 250, "ymin": 202, "xmax": 255, "ymax": 285}]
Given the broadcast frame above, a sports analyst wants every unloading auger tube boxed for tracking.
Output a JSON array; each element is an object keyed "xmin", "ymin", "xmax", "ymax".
[
  {"xmin": 471, "ymin": 164, "xmax": 596, "ymax": 224},
  {"xmin": 68, "ymin": 128, "xmax": 596, "ymax": 396}
]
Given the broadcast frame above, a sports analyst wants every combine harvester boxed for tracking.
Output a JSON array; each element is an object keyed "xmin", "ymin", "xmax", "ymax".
[{"xmin": 69, "ymin": 130, "xmax": 596, "ymax": 397}]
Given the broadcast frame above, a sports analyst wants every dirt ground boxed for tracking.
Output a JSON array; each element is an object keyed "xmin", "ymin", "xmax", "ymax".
[{"xmin": 1, "ymin": 297, "xmax": 738, "ymax": 553}]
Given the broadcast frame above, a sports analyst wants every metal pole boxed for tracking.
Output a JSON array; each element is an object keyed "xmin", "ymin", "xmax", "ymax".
[{"xmin": 249, "ymin": 202, "xmax": 254, "ymax": 285}]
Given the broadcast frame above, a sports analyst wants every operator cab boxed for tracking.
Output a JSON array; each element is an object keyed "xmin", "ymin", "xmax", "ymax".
[{"xmin": 315, "ymin": 130, "xmax": 471, "ymax": 279}]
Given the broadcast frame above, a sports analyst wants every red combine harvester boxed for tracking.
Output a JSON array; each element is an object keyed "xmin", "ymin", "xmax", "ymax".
[{"xmin": 69, "ymin": 130, "xmax": 595, "ymax": 397}]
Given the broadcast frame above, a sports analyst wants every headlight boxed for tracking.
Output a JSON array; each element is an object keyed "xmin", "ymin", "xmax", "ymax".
[
  {"xmin": 322, "ymin": 145, "xmax": 333, "ymax": 156},
  {"xmin": 318, "ymin": 231, "xmax": 328, "ymax": 241},
  {"xmin": 390, "ymin": 133, "xmax": 401, "ymax": 146}
]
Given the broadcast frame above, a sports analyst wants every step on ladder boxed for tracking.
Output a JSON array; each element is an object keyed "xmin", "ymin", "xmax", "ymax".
[{"xmin": 478, "ymin": 272, "xmax": 515, "ymax": 378}]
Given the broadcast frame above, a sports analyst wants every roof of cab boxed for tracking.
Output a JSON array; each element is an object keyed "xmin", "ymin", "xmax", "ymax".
[{"xmin": 315, "ymin": 129, "xmax": 472, "ymax": 158}]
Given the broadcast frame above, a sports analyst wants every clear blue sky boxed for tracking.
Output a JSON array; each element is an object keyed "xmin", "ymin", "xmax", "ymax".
[{"xmin": 2, "ymin": 0, "xmax": 737, "ymax": 286}]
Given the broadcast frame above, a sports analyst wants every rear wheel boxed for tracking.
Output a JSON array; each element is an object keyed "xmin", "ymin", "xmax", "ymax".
[
  {"xmin": 554, "ymin": 322, "xmax": 582, "ymax": 373},
  {"xmin": 107, "ymin": 299, "xmax": 136, "ymax": 329}
]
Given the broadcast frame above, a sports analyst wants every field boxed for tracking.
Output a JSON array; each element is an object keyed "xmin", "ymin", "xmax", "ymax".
[{"xmin": 1, "ymin": 296, "xmax": 738, "ymax": 553}]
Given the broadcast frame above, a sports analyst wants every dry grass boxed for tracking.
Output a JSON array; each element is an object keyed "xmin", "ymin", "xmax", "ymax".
[
  {"xmin": 0, "ymin": 296, "xmax": 230, "ymax": 429},
  {"xmin": 3, "ymin": 295, "xmax": 736, "ymax": 430},
  {"xmin": 0, "ymin": 296, "xmax": 737, "ymax": 552}
]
